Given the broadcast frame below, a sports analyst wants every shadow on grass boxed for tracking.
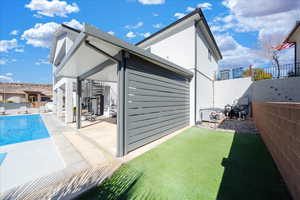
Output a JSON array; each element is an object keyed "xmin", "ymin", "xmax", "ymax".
[
  {"xmin": 76, "ymin": 165, "xmax": 157, "ymax": 200},
  {"xmin": 216, "ymin": 133, "xmax": 292, "ymax": 200}
]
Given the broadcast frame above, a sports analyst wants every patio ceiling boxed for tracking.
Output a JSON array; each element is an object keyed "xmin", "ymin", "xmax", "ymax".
[{"xmin": 56, "ymin": 33, "xmax": 120, "ymax": 82}]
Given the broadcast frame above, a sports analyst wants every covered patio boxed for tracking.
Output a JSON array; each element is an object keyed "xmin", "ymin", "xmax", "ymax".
[{"xmin": 54, "ymin": 24, "xmax": 193, "ymax": 156}]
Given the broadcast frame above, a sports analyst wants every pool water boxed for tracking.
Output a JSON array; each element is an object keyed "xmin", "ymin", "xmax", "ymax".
[{"xmin": 0, "ymin": 114, "xmax": 50, "ymax": 146}]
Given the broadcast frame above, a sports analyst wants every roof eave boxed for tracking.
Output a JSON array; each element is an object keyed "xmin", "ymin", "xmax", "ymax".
[
  {"xmin": 286, "ymin": 22, "xmax": 300, "ymax": 43},
  {"xmin": 197, "ymin": 9, "xmax": 222, "ymax": 60},
  {"xmin": 55, "ymin": 24, "xmax": 193, "ymax": 79},
  {"xmin": 84, "ymin": 24, "xmax": 193, "ymax": 78},
  {"xmin": 49, "ymin": 24, "xmax": 81, "ymax": 64}
]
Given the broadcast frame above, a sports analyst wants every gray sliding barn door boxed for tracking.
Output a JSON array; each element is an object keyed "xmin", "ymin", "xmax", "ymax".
[{"xmin": 125, "ymin": 54, "xmax": 190, "ymax": 153}]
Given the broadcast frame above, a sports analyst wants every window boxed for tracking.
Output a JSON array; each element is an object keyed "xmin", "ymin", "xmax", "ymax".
[
  {"xmin": 208, "ymin": 49, "xmax": 212, "ymax": 62},
  {"xmin": 41, "ymin": 96, "xmax": 51, "ymax": 102}
]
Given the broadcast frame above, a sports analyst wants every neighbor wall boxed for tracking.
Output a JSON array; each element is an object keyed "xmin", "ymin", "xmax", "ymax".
[
  {"xmin": 252, "ymin": 77, "xmax": 300, "ymax": 102},
  {"xmin": 213, "ymin": 76, "xmax": 300, "ymax": 109},
  {"xmin": 214, "ymin": 77, "xmax": 252, "ymax": 108},
  {"xmin": 252, "ymin": 102, "xmax": 300, "ymax": 200}
]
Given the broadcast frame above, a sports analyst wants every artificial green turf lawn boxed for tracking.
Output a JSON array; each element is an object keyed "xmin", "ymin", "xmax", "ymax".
[{"xmin": 78, "ymin": 127, "xmax": 291, "ymax": 200}]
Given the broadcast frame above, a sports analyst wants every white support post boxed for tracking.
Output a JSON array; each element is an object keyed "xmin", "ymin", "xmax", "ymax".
[
  {"xmin": 57, "ymin": 87, "xmax": 63, "ymax": 118},
  {"xmin": 53, "ymin": 89, "xmax": 57, "ymax": 113},
  {"xmin": 65, "ymin": 79, "xmax": 73, "ymax": 123},
  {"xmin": 189, "ymin": 75, "xmax": 196, "ymax": 126},
  {"xmin": 104, "ymin": 86, "xmax": 110, "ymax": 117}
]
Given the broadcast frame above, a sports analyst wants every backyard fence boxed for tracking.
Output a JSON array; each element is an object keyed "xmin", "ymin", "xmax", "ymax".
[
  {"xmin": 252, "ymin": 102, "xmax": 300, "ymax": 200},
  {"xmin": 255, "ymin": 62, "xmax": 300, "ymax": 80},
  {"xmin": 216, "ymin": 62, "xmax": 300, "ymax": 81}
]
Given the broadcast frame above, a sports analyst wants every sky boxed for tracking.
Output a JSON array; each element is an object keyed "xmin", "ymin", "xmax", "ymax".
[{"xmin": 0, "ymin": 0, "xmax": 299, "ymax": 84}]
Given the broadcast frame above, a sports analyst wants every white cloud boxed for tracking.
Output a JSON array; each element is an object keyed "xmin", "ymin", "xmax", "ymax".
[
  {"xmin": 141, "ymin": 32, "xmax": 151, "ymax": 38},
  {"xmin": 33, "ymin": 14, "xmax": 44, "ymax": 18},
  {"xmin": 221, "ymin": 0, "xmax": 300, "ymax": 43},
  {"xmin": 63, "ymin": 19, "xmax": 83, "ymax": 30},
  {"xmin": 138, "ymin": 0, "xmax": 165, "ymax": 5},
  {"xmin": 186, "ymin": 7, "xmax": 195, "ymax": 12},
  {"xmin": 153, "ymin": 23, "xmax": 163, "ymax": 28},
  {"xmin": 15, "ymin": 48, "xmax": 24, "ymax": 53},
  {"xmin": 0, "ymin": 75, "xmax": 14, "ymax": 82},
  {"xmin": 215, "ymin": 34, "xmax": 268, "ymax": 68},
  {"xmin": 10, "ymin": 30, "xmax": 18, "ymax": 35},
  {"xmin": 35, "ymin": 59, "xmax": 49, "ymax": 65},
  {"xmin": 0, "ymin": 58, "xmax": 17, "ymax": 65},
  {"xmin": 21, "ymin": 19, "xmax": 83, "ymax": 48},
  {"xmin": 0, "ymin": 59, "xmax": 7, "ymax": 65},
  {"xmin": 22, "ymin": 22, "xmax": 59, "ymax": 48},
  {"xmin": 153, "ymin": 13, "xmax": 159, "ymax": 17},
  {"xmin": 25, "ymin": 0, "xmax": 79, "ymax": 17},
  {"xmin": 108, "ymin": 31, "xmax": 115, "ymax": 35},
  {"xmin": 214, "ymin": 15, "xmax": 234, "ymax": 23},
  {"xmin": 126, "ymin": 31, "xmax": 136, "ymax": 38},
  {"xmin": 210, "ymin": 23, "xmax": 235, "ymax": 33},
  {"xmin": 0, "ymin": 39, "xmax": 18, "ymax": 52},
  {"xmin": 174, "ymin": 13, "xmax": 186, "ymax": 19},
  {"xmin": 223, "ymin": 0, "xmax": 300, "ymax": 17},
  {"xmin": 125, "ymin": 21, "xmax": 144, "ymax": 29},
  {"xmin": 197, "ymin": 2, "xmax": 212, "ymax": 10},
  {"xmin": 5, "ymin": 72, "xmax": 13, "ymax": 76}
]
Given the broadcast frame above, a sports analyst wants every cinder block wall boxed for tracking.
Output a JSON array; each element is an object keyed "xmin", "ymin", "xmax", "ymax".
[{"xmin": 252, "ymin": 102, "xmax": 300, "ymax": 199}]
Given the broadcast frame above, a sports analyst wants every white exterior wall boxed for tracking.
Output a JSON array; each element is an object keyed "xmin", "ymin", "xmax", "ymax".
[
  {"xmin": 214, "ymin": 77, "xmax": 253, "ymax": 109},
  {"xmin": 139, "ymin": 23, "xmax": 219, "ymax": 124},
  {"xmin": 142, "ymin": 24, "xmax": 196, "ymax": 125},
  {"xmin": 195, "ymin": 28, "xmax": 218, "ymax": 121},
  {"xmin": 148, "ymin": 25, "xmax": 196, "ymax": 69},
  {"xmin": 53, "ymin": 35, "xmax": 66, "ymax": 62},
  {"xmin": 66, "ymin": 37, "xmax": 74, "ymax": 53},
  {"xmin": 103, "ymin": 83, "xmax": 118, "ymax": 117}
]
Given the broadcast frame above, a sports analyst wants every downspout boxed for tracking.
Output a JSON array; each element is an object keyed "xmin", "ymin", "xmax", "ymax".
[
  {"xmin": 294, "ymin": 42, "xmax": 297, "ymax": 76},
  {"xmin": 117, "ymin": 50, "xmax": 126, "ymax": 157},
  {"xmin": 194, "ymin": 20, "xmax": 199, "ymax": 125},
  {"xmin": 76, "ymin": 77, "xmax": 82, "ymax": 129}
]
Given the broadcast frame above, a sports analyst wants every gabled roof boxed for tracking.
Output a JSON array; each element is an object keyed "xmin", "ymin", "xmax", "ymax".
[
  {"xmin": 136, "ymin": 8, "xmax": 222, "ymax": 61},
  {"xmin": 49, "ymin": 24, "xmax": 80, "ymax": 64},
  {"xmin": 54, "ymin": 24, "xmax": 193, "ymax": 79},
  {"xmin": 285, "ymin": 21, "xmax": 300, "ymax": 43}
]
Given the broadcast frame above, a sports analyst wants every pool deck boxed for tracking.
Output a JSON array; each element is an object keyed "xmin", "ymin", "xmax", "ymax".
[
  {"xmin": 0, "ymin": 137, "xmax": 65, "ymax": 193},
  {"xmin": 1, "ymin": 113, "xmax": 120, "ymax": 198}
]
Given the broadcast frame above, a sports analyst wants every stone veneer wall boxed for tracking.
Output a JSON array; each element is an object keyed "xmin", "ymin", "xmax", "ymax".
[{"xmin": 252, "ymin": 102, "xmax": 300, "ymax": 199}]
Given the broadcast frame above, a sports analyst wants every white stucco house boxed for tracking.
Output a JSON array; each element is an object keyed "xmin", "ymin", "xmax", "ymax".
[
  {"xmin": 136, "ymin": 9, "xmax": 222, "ymax": 123},
  {"xmin": 50, "ymin": 8, "xmax": 222, "ymax": 156},
  {"xmin": 286, "ymin": 21, "xmax": 300, "ymax": 64}
]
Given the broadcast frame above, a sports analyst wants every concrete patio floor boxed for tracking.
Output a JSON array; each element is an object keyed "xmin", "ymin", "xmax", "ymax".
[{"xmin": 68, "ymin": 117, "xmax": 117, "ymax": 157}]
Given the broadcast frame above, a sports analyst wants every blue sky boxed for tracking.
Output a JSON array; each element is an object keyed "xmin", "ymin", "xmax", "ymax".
[{"xmin": 0, "ymin": 0, "xmax": 299, "ymax": 83}]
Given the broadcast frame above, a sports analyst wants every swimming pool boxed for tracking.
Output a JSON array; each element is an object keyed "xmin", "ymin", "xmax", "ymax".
[{"xmin": 0, "ymin": 114, "xmax": 50, "ymax": 146}]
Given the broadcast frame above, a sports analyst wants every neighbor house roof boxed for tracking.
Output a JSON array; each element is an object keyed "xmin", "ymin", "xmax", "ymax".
[
  {"xmin": 0, "ymin": 83, "xmax": 52, "ymax": 96},
  {"xmin": 136, "ymin": 8, "xmax": 222, "ymax": 61},
  {"xmin": 54, "ymin": 24, "xmax": 194, "ymax": 79},
  {"xmin": 285, "ymin": 21, "xmax": 300, "ymax": 43}
]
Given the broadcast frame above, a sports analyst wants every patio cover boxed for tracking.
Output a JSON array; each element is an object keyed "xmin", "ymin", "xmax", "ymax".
[{"xmin": 54, "ymin": 24, "xmax": 193, "ymax": 82}]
